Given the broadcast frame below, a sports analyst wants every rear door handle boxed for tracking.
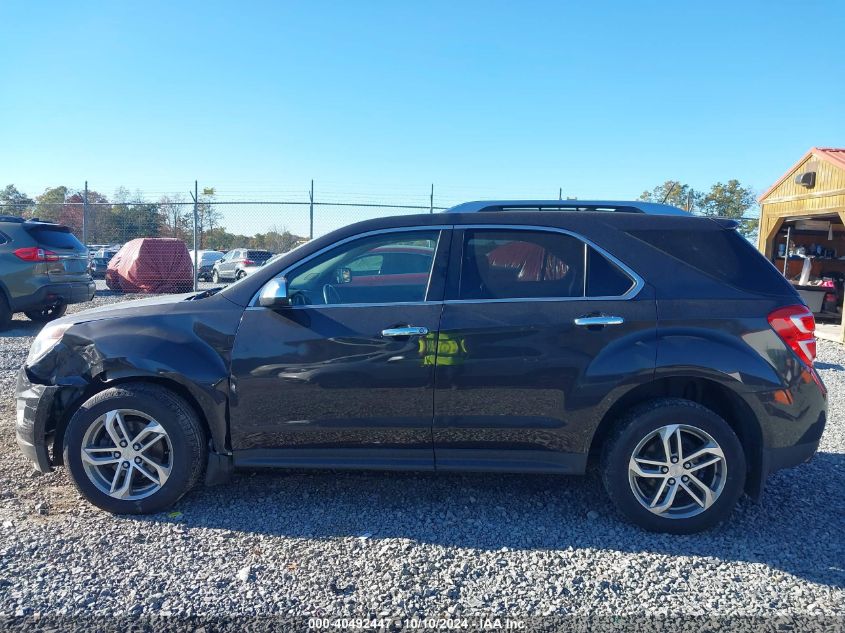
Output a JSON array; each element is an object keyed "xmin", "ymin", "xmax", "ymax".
[
  {"xmin": 573, "ymin": 316, "xmax": 625, "ymax": 327},
  {"xmin": 382, "ymin": 326, "xmax": 429, "ymax": 337}
]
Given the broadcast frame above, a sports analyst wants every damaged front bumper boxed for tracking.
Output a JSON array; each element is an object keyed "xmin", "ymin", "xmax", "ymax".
[{"xmin": 15, "ymin": 367, "xmax": 61, "ymax": 473}]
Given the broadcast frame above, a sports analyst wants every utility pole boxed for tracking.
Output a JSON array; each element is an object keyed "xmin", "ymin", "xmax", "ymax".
[
  {"xmin": 82, "ymin": 181, "xmax": 89, "ymax": 246},
  {"xmin": 309, "ymin": 179, "xmax": 314, "ymax": 240},
  {"xmin": 190, "ymin": 180, "xmax": 199, "ymax": 291},
  {"xmin": 559, "ymin": 187, "xmax": 562, "ymax": 201},
  {"xmin": 430, "ymin": 184, "xmax": 434, "ymax": 214}
]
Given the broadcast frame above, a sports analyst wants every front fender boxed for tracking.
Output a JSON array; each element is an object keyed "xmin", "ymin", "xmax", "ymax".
[{"xmin": 27, "ymin": 299, "xmax": 242, "ymax": 454}]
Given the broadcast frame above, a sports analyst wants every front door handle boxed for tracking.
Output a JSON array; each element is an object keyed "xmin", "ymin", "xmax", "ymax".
[
  {"xmin": 573, "ymin": 315, "xmax": 625, "ymax": 327},
  {"xmin": 382, "ymin": 326, "xmax": 429, "ymax": 337}
]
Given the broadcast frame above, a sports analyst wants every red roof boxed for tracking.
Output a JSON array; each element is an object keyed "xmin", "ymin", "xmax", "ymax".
[{"xmin": 759, "ymin": 147, "xmax": 845, "ymax": 202}]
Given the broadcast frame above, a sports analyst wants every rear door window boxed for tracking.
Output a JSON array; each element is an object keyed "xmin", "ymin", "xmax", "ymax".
[
  {"xmin": 457, "ymin": 228, "xmax": 636, "ymax": 300},
  {"xmin": 586, "ymin": 247, "xmax": 635, "ymax": 297}
]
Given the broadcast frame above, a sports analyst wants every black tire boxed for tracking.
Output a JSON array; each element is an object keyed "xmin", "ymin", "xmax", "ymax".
[
  {"xmin": 212, "ymin": 269, "xmax": 220, "ymax": 283},
  {"xmin": 236, "ymin": 270, "xmax": 246, "ymax": 280},
  {"xmin": 24, "ymin": 303, "xmax": 67, "ymax": 322},
  {"xmin": 63, "ymin": 383, "xmax": 206, "ymax": 514},
  {"xmin": 601, "ymin": 398, "xmax": 746, "ymax": 534},
  {"xmin": 0, "ymin": 294, "xmax": 10, "ymax": 330}
]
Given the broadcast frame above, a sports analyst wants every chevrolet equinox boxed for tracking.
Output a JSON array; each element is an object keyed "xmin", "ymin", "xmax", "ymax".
[{"xmin": 15, "ymin": 201, "xmax": 827, "ymax": 533}]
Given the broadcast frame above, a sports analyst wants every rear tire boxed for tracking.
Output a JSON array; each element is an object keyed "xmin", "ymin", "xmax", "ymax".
[
  {"xmin": 236, "ymin": 270, "xmax": 246, "ymax": 280},
  {"xmin": 601, "ymin": 398, "xmax": 746, "ymax": 534},
  {"xmin": 0, "ymin": 294, "xmax": 10, "ymax": 330},
  {"xmin": 24, "ymin": 304, "xmax": 67, "ymax": 322},
  {"xmin": 63, "ymin": 383, "xmax": 206, "ymax": 514}
]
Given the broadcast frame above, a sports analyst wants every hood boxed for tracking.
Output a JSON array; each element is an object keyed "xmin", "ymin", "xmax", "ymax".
[{"xmin": 56, "ymin": 292, "xmax": 199, "ymax": 326}]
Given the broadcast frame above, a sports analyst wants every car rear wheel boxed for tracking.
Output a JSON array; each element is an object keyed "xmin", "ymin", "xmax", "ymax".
[
  {"xmin": 236, "ymin": 270, "xmax": 246, "ymax": 280},
  {"xmin": 601, "ymin": 398, "xmax": 746, "ymax": 534},
  {"xmin": 63, "ymin": 383, "xmax": 206, "ymax": 514},
  {"xmin": 24, "ymin": 304, "xmax": 67, "ymax": 322},
  {"xmin": 0, "ymin": 294, "xmax": 10, "ymax": 330}
]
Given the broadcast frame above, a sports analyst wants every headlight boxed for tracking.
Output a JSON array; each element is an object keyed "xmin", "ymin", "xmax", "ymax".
[{"xmin": 27, "ymin": 323, "xmax": 73, "ymax": 365}]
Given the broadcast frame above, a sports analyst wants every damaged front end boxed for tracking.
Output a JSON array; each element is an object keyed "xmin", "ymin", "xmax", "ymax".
[
  {"xmin": 14, "ymin": 293, "xmax": 243, "ymax": 478},
  {"xmin": 15, "ymin": 327, "xmax": 98, "ymax": 472}
]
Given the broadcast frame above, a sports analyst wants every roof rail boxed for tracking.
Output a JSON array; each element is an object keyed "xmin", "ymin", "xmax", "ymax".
[
  {"xmin": 0, "ymin": 215, "xmax": 26, "ymax": 223},
  {"xmin": 443, "ymin": 200, "xmax": 690, "ymax": 216}
]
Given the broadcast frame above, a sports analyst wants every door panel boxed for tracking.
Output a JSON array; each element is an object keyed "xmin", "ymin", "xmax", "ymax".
[
  {"xmin": 229, "ymin": 304, "xmax": 441, "ymax": 467},
  {"xmin": 433, "ymin": 297, "xmax": 656, "ymax": 472},
  {"xmin": 228, "ymin": 226, "xmax": 451, "ymax": 470},
  {"xmin": 433, "ymin": 225, "xmax": 657, "ymax": 473}
]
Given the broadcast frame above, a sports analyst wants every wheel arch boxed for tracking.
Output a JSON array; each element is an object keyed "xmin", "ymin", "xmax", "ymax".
[
  {"xmin": 51, "ymin": 373, "xmax": 226, "ymax": 465},
  {"xmin": 588, "ymin": 375, "xmax": 764, "ymax": 497}
]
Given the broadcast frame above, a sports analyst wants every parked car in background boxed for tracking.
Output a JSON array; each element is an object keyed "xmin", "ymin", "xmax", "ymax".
[
  {"xmin": 240, "ymin": 251, "xmax": 284, "ymax": 277},
  {"xmin": 189, "ymin": 249, "xmax": 225, "ymax": 281},
  {"xmin": 105, "ymin": 238, "xmax": 193, "ymax": 293},
  {"xmin": 0, "ymin": 215, "xmax": 94, "ymax": 329},
  {"xmin": 88, "ymin": 248, "xmax": 119, "ymax": 279},
  {"xmin": 15, "ymin": 201, "xmax": 827, "ymax": 533},
  {"xmin": 212, "ymin": 249, "xmax": 273, "ymax": 282}
]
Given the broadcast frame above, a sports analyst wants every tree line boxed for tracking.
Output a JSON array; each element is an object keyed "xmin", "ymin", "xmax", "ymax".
[
  {"xmin": 1, "ymin": 178, "xmax": 760, "ymax": 250},
  {"xmin": 638, "ymin": 179, "xmax": 758, "ymax": 238},
  {"xmin": 0, "ymin": 184, "xmax": 305, "ymax": 253}
]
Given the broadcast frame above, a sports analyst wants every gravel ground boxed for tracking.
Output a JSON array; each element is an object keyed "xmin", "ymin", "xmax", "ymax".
[{"xmin": 0, "ymin": 289, "xmax": 843, "ymax": 629}]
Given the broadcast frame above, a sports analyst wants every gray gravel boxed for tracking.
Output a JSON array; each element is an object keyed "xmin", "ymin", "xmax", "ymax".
[{"xmin": 0, "ymin": 289, "xmax": 843, "ymax": 626}]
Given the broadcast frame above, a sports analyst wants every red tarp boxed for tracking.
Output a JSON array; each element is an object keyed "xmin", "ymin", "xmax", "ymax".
[{"xmin": 105, "ymin": 238, "xmax": 193, "ymax": 293}]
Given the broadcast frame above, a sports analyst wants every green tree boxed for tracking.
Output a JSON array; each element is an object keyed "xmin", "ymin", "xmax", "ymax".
[
  {"xmin": 251, "ymin": 225, "xmax": 302, "ymax": 252},
  {"xmin": 639, "ymin": 180, "xmax": 699, "ymax": 211},
  {"xmin": 34, "ymin": 186, "xmax": 69, "ymax": 223},
  {"xmin": 0, "ymin": 184, "xmax": 34, "ymax": 214},
  {"xmin": 698, "ymin": 180, "xmax": 759, "ymax": 238}
]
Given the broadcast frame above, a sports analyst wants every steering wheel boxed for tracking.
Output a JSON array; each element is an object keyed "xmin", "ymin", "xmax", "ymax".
[
  {"xmin": 290, "ymin": 291, "xmax": 310, "ymax": 306},
  {"xmin": 322, "ymin": 284, "xmax": 342, "ymax": 305}
]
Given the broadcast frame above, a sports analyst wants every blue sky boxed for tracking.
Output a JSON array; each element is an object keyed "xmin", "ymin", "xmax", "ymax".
[{"xmin": 1, "ymin": 0, "xmax": 844, "ymax": 235}]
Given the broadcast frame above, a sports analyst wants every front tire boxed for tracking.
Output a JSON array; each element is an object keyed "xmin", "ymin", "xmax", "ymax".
[
  {"xmin": 212, "ymin": 270, "xmax": 220, "ymax": 283},
  {"xmin": 63, "ymin": 383, "xmax": 206, "ymax": 514},
  {"xmin": 601, "ymin": 398, "xmax": 746, "ymax": 534},
  {"xmin": 24, "ymin": 304, "xmax": 67, "ymax": 322}
]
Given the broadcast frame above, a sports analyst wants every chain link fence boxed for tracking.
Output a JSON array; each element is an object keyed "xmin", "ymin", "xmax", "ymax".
[
  {"xmin": 0, "ymin": 182, "xmax": 760, "ymax": 295},
  {"xmin": 0, "ymin": 183, "xmax": 455, "ymax": 294}
]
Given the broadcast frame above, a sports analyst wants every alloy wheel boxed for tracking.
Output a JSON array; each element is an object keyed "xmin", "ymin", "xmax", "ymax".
[
  {"xmin": 628, "ymin": 423, "xmax": 727, "ymax": 519},
  {"xmin": 80, "ymin": 409, "xmax": 173, "ymax": 500}
]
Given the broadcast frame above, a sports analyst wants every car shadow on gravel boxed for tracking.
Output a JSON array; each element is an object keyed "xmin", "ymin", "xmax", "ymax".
[
  {"xmin": 133, "ymin": 451, "xmax": 845, "ymax": 589},
  {"xmin": 2, "ymin": 320, "xmax": 42, "ymax": 338}
]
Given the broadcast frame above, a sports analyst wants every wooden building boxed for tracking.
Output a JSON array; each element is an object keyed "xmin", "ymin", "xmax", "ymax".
[{"xmin": 758, "ymin": 147, "xmax": 845, "ymax": 340}]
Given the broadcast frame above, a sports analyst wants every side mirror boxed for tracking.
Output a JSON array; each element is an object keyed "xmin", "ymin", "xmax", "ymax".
[{"xmin": 258, "ymin": 278, "xmax": 291, "ymax": 308}]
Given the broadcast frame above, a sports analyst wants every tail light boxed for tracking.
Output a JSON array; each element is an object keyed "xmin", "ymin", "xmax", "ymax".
[
  {"xmin": 242, "ymin": 259, "xmax": 255, "ymax": 266},
  {"xmin": 14, "ymin": 247, "xmax": 59, "ymax": 262},
  {"xmin": 768, "ymin": 305, "xmax": 816, "ymax": 367}
]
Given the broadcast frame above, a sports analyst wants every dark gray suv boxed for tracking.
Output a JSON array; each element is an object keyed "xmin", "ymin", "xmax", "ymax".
[
  {"xmin": 0, "ymin": 216, "xmax": 95, "ymax": 329},
  {"xmin": 15, "ymin": 202, "xmax": 827, "ymax": 533}
]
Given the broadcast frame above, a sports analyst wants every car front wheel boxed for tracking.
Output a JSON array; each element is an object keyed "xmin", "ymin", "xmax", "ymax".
[
  {"xmin": 63, "ymin": 383, "xmax": 206, "ymax": 514},
  {"xmin": 601, "ymin": 398, "xmax": 746, "ymax": 534},
  {"xmin": 212, "ymin": 270, "xmax": 220, "ymax": 283}
]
